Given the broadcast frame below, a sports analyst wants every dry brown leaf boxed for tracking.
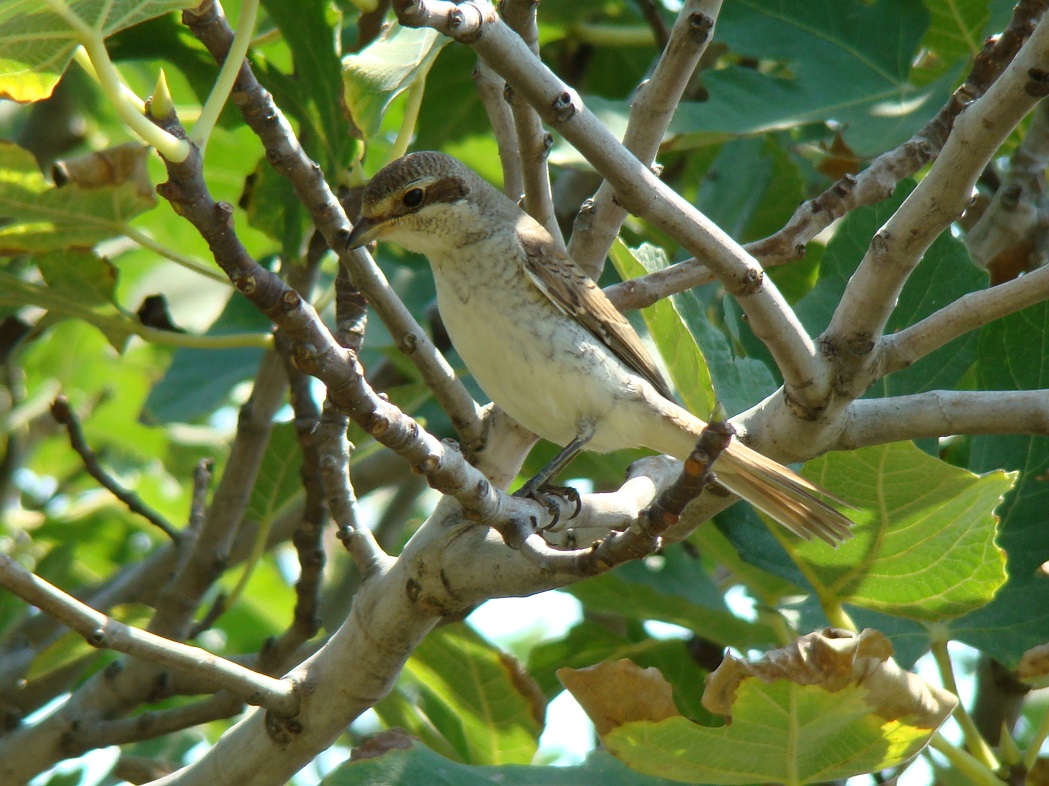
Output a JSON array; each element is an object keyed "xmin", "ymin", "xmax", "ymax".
[
  {"xmin": 1018, "ymin": 642, "xmax": 1049, "ymax": 687},
  {"xmin": 350, "ymin": 728, "xmax": 414, "ymax": 760},
  {"xmin": 558, "ymin": 659, "xmax": 681, "ymax": 735},
  {"xmin": 703, "ymin": 628, "xmax": 956, "ymax": 729},
  {"xmin": 51, "ymin": 142, "xmax": 154, "ymax": 199}
]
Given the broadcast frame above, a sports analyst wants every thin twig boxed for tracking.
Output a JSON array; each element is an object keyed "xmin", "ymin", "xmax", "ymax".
[
  {"xmin": 568, "ymin": 0, "xmax": 722, "ymax": 278},
  {"xmin": 473, "ymin": 61, "xmax": 523, "ymax": 200},
  {"xmin": 0, "ymin": 552, "xmax": 299, "ymax": 716},
  {"xmin": 182, "ymin": 0, "xmax": 485, "ymax": 451},
  {"xmin": 50, "ymin": 395, "xmax": 179, "ymax": 541},
  {"xmin": 500, "ymin": 0, "xmax": 564, "ymax": 244}
]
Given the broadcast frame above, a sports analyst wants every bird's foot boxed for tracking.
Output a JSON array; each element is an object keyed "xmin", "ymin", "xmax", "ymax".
[{"xmin": 513, "ymin": 482, "xmax": 582, "ymax": 531}]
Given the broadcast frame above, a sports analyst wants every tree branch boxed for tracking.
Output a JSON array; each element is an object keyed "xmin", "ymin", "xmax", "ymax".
[
  {"xmin": 182, "ymin": 0, "xmax": 485, "ymax": 451},
  {"xmin": 881, "ymin": 263, "xmax": 1049, "ymax": 375},
  {"xmin": 833, "ymin": 391, "xmax": 1049, "ymax": 451},
  {"xmin": 747, "ymin": 0, "xmax": 1049, "ymax": 267},
  {"xmin": 567, "ymin": 0, "xmax": 723, "ymax": 278},
  {"xmin": 50, "ymin": 395, "xmax": 179, "ymax": 541},
  {"xmin": 824, "ymin": 13, "xmax": 1049, "ymax": 393},
  {"xmin": 0, "ymin": 552, "xmax": 299, "ymax": 717},
  {"xmin": 394, "ymin": 0, "xmax": 823, "ymax": 403},
  {"xmin": 500, "ymin": 0, "xmax": 564, "ymax": 244}
]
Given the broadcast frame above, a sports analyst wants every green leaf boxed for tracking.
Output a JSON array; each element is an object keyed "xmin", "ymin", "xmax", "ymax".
[
  {"xmin": 952, "ymin": 300, "xmax": 1049, "ymax": 665},
  {"xmin": 797, "ymin": 441, "xmax": 1010, "ymax": 622},
  {"xmin": 604, "ymin": 680, "xmax": 944, "ymax": 785},
  {"xmin": 322, "ymin": 741, "xmax": 682, "ymax": 786},
  {"xmin": 0, "ymin": 141, "xmax": 155, "ymax": 253},
  {"xmin": 671, "ymin": 288, "xmax": 777, "ymax": 416},
  {"xmin": 565, "ymin": 545, "xmax": 778, "ymax": 650},
  {"xmin": 375, "ymin": 624, "xmax": 544, "ymax": 765},
  {"xmin": 0, "ymin": 0, "xmax": 196, "ymax": 102},
  {"xmin": 258, "ymin": 0, "xmax": 355, "ymax": 176},
  {"xmin": 245, "ymin": 420, "xmax": 303, "ymax": 527},
  {"xmin": 793, "ymin": 179, "xmax": 985, "ymax": 397},
  {"xmin": 915, "ymin": 0, "xmax": 1002, "ymax": 85},
  {"xmin": 608, "ymin": 240, "xmax": 715, "ymax": 416},
  {"xmin": 342, "ymin": 23, "xmax": 446, "ymax": 142},
  {"xmin": 143, "ymin": 291, "xmax": 271, "ymax": 423},
  {"xmin": 242, "ymin": 155, "xmax": 309, "ymax": 257},
  {"xmin": 696, "ymin": 137, "xmax": 777, "ymax": 242},
  {"xmin": 0, "ymin": 251, "xmax": 134, "ymax": 350},
  {"xmin": 668, "ymin": 0, "xmax": 942, "ymax": 157}
]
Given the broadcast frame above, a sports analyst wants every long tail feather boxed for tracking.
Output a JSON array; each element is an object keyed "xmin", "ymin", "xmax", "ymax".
[{"xmin": 716, "ymin": 441, "xmax": 853, "ymax": 545}]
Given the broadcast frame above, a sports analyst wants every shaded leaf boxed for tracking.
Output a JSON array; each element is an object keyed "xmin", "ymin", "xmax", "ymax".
[
  {"xmin": 0, "ymin": 141, "xmax": 155, "ymax": 253},
  {"xmin": 142, "ymin": 292, "xmax": 271, "ymax": 423},
  {"xmin": 342, "ymin": 24, "xmax": 446, "ymax": 142},
  {"xmin": 375, "ymin": 624, "xmax": 544, "ymax": 766},
  {"xmin": 956, "ymin": 300, "xmax": 1049, "ymax": 665},
  {"xmin": 0, "ymin": 251, "xmax": 134, "ymax": 350},
  {"xmin": 565, "ymin": 545, "xmax": 778, "ymax": 650}
]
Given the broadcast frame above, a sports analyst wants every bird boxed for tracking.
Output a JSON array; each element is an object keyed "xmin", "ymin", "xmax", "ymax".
[{"xmin": 346, "ymin": 151, "xmax": 851, "ymax": 544}]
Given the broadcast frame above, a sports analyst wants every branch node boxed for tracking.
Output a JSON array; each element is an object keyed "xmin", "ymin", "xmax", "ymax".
[{"xmin": 688, "ymin": 12, "xmax": 714, "ymax": 44}]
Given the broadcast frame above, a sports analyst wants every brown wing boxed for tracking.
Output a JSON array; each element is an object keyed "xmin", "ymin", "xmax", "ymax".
[{"xmin": 519, "ymin": 231, "xmax": 675, "ymax": 401}]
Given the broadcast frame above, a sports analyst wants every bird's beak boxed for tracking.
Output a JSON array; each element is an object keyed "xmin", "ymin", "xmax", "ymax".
[{"xmin": 345, "ymin": 216, "xmax": 387, "ymax": 249}]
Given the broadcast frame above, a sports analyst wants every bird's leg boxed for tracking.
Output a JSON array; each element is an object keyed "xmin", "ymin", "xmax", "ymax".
[{"xmin": 513, "ymin": 420, "xmax": 594, "ymax": 528}]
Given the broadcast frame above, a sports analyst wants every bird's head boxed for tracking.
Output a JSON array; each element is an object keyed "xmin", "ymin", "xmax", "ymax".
[{"xmin": 346, "ymin": 151, "xmax": 496, "ymax": 257}]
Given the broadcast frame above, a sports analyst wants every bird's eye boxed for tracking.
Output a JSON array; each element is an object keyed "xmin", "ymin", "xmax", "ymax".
[{"xmin": 402, "ymin": 188, "xmax": 425, "ymax": 208}]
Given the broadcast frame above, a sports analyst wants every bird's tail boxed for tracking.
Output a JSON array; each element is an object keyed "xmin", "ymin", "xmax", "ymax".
[{"xmin": 716, "ymin": 440, "xmax": 852, "ymax": 545}]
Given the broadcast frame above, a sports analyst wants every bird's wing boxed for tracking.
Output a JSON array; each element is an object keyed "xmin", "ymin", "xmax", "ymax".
[{"xmin": 519, "ymin": 231, "xmax": 676, "ymax": 401}]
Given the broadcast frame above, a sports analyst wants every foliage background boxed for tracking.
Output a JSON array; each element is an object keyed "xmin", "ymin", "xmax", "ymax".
[{"xmin": 2, "ymin": 0, "xmax": 1048, "ymax": 785}]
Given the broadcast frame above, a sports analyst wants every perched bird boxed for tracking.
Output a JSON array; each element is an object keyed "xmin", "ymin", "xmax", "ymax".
[{"xmin": 346, "ymin": 152, "xmax": 851, "ymax": 544}]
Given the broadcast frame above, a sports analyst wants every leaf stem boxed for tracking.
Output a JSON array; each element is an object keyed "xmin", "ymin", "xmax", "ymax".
[
  {"xmin": 43, "ymin": 1, "xmax": 189, "ymax": 161},
  {"xmin": 1023, "ymin": 700, "xmax": 1049, "ymax": 771},
  {"xmin": 931, "ymin": 639, "xmax": 1001, "ymax": 772},
  {"xmin": 389, "ymin": 48, "xmax": 440, "ymax": 162},
  {"xmin": 135, "ymin": 325, "xmax": 273, "ymax": 350},
  {"xmin": 121, "ymin": 223, "xmax": 230, "ymax": 284},
  {"xmin": 928, "ymin": 734, "xmax": 1006, "ymax": 786},
  {"xmin": 191, "ymin": 0, "xmax": 260, "ymax": 154}
]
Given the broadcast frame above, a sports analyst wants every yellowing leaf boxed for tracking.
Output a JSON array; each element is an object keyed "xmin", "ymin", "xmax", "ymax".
[
  {"xmin": 608, "ymin": 240, "xmax": 715, "ymax": 416},
  {"xmin": 0, "ymin": 0, "xmax": 197, "ymax": 102},
  {"xmin": 797, "ymin": 441, "xmax": 1011, "ymax": 621},
  {"xmin": 601, "ymin": 630, "xmax": 955, "ymax": 785}
]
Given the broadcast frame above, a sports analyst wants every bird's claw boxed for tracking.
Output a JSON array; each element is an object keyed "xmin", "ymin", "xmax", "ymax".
[{"xmin": 513, "ymin": 483, "xmax": 582, "ymax": 531}]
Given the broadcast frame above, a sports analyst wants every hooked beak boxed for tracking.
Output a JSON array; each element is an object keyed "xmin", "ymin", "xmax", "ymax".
[{"xmin": 345, "ymin": 216, "xmax": 387, "ymax": 249}]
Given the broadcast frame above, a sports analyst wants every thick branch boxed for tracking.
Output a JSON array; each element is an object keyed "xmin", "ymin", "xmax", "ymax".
[
  {"xmin": 395, "ymin": 0, "xmax": 822, "ymax": 402},
  {"xmin": 833, "ymin": 391, "xmax": 1049, "ymax": 451},
  {"xmin": 881, "ymin": 263, "xmax": 1049, "ymax": 375},
  {"xmin": 568, "ymin": 0, "xmax": 723, "ymax": 278},
  {"xmin": 825, "ymin": 13, "xmax": 1049, "ymax": 390}
]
